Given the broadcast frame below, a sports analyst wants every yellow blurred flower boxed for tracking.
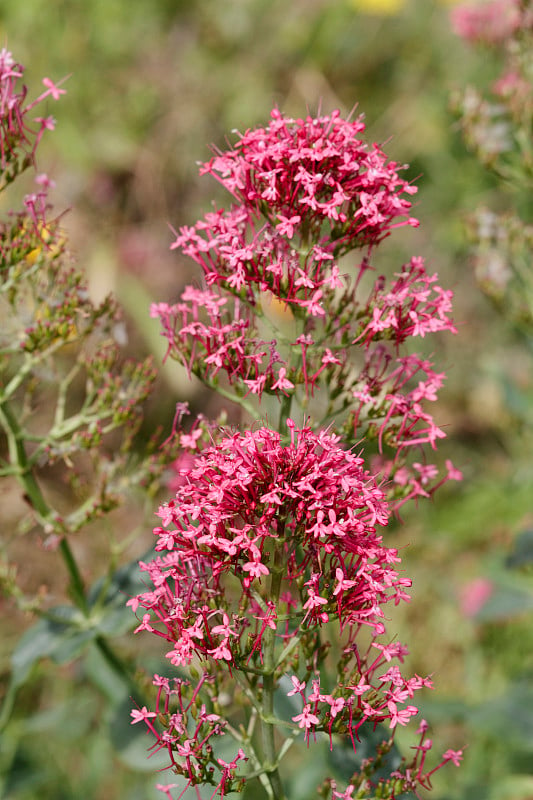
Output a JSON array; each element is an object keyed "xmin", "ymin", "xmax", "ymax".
[
  {"xmin": 348, "ymin": 0, "xmax": 462, "ymax": 13},
  {"xmin": 24, "ymin": 224, "xmax": 65, "ymax": 264},
  {"xmin": 260, "ymin": 291, "xmax": 297, "ymax": 339},
  {"xmin": 261, "ymin": 291, "xmax": 295, "ymax": 324},
  {"xmin": 348, "ymin": 0, "xmax": 405, "ymax": 14},
  {"xmin": 25, "ymin": 247, "xmax": 42, "ymax": 265}
]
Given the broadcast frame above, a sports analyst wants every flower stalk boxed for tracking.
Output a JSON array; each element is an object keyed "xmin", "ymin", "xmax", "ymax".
[{"xmin": 261, "ymin": 549, "xmax": 286, "ymax": 800}]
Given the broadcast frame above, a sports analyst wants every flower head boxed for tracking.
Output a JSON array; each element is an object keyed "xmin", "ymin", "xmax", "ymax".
[
  {"xmin": 201, "ymin": 109, "xmax": 418, "ymax": 250},
  {"xmin": 132, "ymin": 421, "xmax": 411, "ymax": 667}
]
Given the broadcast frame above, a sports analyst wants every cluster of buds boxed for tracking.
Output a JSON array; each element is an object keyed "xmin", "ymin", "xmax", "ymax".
[{"xmin": 131, "ymin": 107, "xmax": 463, "ymax": 799}]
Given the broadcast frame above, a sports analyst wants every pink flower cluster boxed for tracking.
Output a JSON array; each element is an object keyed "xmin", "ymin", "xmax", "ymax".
[
  {"xmin": 200, "ymin": 108, "xmax": 419, "ymax": 249},
  {"xmin": 156, "ymin": 109, "xmax": 423, "ymax": 381},
  {"xmin": 131, "ymin": 672, "xmax": 247, "ymax": 799},
  {"xmin": 155, "ymin": 110, "xmax": 429, "ymax": 401},
  {"xmin": 130, "ymin": 422, "xmax": 400, "ymax": 654},
  {"xmin": 0, "ymin": 47, "xmax": 64, "ymax": 170},
  {"xmin": 287, "ymin": 657, "xmax": 430, "ymax": 746},
  {"xmin": 153, "ymin": 248, "xmax": 455, "ymax": 413},
  {"xmin": 1, "ymin": 48, "xmax": 65, "ymax": 238},
  {"xmin": 129, "ymin": 421, "xmax": 445, "ymax": 793},
  {"xmin": 152, "ymin": 109, "xmax": 459, "ymax": 508},
  {"xmin": 134, "ymin": 107, "xmax": 463, "ymax": 797}
]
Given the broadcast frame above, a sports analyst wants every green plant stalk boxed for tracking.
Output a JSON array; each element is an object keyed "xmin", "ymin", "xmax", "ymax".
[
  {"xmin": 0, "ymin": 337, "xmax": 76, "ymax": 402},
  {"xmin": 95, "ymin": 635, "xmax": 142, "ymax": 699},
  {"xmin": 0, "ymin": 398, "xmax": 88, "ymax": 611},
  {"xmin": 0, "ymin": 397, "xmax": 139, "ymax": 691},
  {"xmin": 202, "ymin": 376, "xmax": 258, "ymax": 419},
  {"xmin": 260, "ymin": 547, "xmax": 287, "ymax": 800},
  {"xmin": 278, "ymin": 392, "xmax": 293, "ymax": 433},
  {"xmin": 223, "ymin": 717, "xmax": 275, "ymax": 798}
]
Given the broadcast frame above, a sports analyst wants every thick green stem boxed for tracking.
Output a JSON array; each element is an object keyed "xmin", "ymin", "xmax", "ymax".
[
  {"xmin": 278, "ymin": 392, "xmax": 293, "ymax": 433},
  {"xmin": 260, "ymin": 552, "xmax": 287, "ymax": 800},
  {"xmin": 0, "ymin": 400, "xmax": 55, "ymax": 524},
  {"xmin": 58, "ymin": 538, "xmax": 89, "ymax": 613}
]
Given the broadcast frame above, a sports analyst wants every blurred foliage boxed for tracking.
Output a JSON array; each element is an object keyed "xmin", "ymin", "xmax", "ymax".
[{"xmin": 0, "ymin": 1, "xmax": 532, "ymax": 799}]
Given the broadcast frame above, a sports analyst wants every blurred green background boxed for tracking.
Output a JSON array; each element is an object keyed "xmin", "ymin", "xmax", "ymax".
[{"xmin": 1, "ymin": 0, "xmax": 533, "ymax": 798}]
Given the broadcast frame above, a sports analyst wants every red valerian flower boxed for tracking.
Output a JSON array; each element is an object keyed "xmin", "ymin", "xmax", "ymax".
[
  {"xmin": 130, "ymin": 420, "xmax": 437, "ymax": 778},
  {"xmin": 200, "ymin": 109, "xmax": 419, "ymax": 251},
  {"xmin": 131, "ymin": 420, "xmax": 405, "ymax": 667},
  {"xmin": 156, "ymin": 113, "xmax": 457, "ymax": 507},
  {"xmin": 134, "ymin": 106, "xmax": 464, "ymax": 797}
]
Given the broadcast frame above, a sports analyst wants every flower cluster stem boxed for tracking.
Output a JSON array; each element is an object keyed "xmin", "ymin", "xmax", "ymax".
[
  {"xmin": 278, "ymin": 392, "xmax": 293, "ymax": 433},
  {"xmin": 261, "ymin": 550, "xmax": 287, "ymax": 800}
]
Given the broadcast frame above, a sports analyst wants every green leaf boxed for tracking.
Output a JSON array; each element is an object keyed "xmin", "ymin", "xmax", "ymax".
[
  {"xmin": 474, "ymin": 585, "xmax": 533, "ymax": 622},
  {"xmin": 1, "ymin": 604, "xmax": 97, "ymax": 728},
  {"xmin": 84, "ymin": 643, "xmax": 132, "ymax": 707},
  {"xmin": 506, "ymin": 529, "xmax": 533, "ymax": 569},
  {"xmin": 11, "ymin": 605, "xmax": 93, "ymax": 686}
]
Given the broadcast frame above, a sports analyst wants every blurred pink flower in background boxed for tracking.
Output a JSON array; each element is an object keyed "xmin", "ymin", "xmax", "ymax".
[
  {"xmin": 450, "ymin": 0, "xmax": 520, "ymax": 44},
  {"xmin": 492, "ymin": 69, "xmax": 531, "ymax": 102},
  {"xmin": 460, "ymin": 577, "xmax": 493, "ymax": 617}
]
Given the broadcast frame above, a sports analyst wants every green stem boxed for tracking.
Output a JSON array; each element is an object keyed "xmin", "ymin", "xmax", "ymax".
[
  {"xmin": 0, "ymin": 337, "xmax": 72, "ymax": 402},
  {"xmin": 0, "ymin": 401, "xmax": 52, "ymax": 525},
  {"xmin": 95, "ymin": 636, "xmax": 142, "ymax": 698},
  {"xmin": 59, "ymin": 538, "xmax": 89, "ymax": 612},
  {"xmin": 224, "ymin": 717, "xmax": 275, "ymax": 799},
  {"xmin": 0, "ymin": 397, "xmax": 139, "ymax": 693},
  {"xmin": 0, "ymin": 399, "xmax": 88, "ymax": 610},
  {"xmin": 200, "ymin": 377, "xmax": 258, "ymax": 420},
  {"xmin": 278, "ymin": 392, "xmax": 293, "ymax": 432},
  {"xmin": 261, "ymin": 553, "xmax": 287, "ymax": 800}
]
